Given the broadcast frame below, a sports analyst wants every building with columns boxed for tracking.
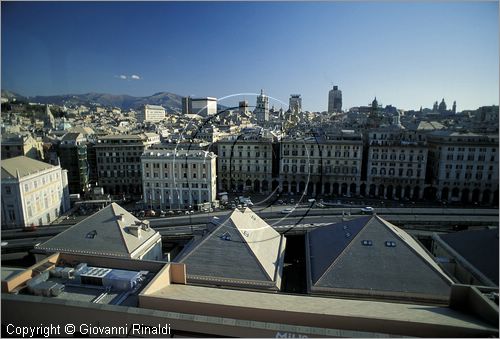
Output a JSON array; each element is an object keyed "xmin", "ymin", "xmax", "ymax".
[
  {"xmin": 279, "ymin": 130, "xmax": 363, "ymax": 197},
  {"xmin": 366, "ymin": 128, "xmax": 427, "ymax": 200},
  {"xmin": 217, "ymin": 133, "xmax": 276, "ymax": 194},
  {"xmin": 426, "ymin": 131, "xmax": 498, "ymax": 205},
  {"xmin": 141, "ymin": 149, "xmax": 217, "ymax": 210}
]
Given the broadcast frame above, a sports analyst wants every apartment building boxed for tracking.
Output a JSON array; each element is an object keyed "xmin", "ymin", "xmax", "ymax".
[
  {"xmin": 136, "ymin": 104, "xmax": 166, "ymax": 123},
  {"xmin": 141, "ymin": 149, "xmax": 217, "ymax": 209},
  {"xmin": 95, "ymin": 133, "xmax": 160, "ymax": 196},
  {"xmin": 57, "ymin": 132, "xmax": 89, "ymax": 195},
  {"xmin": 366, "ymin": 128, "xmax": 428, "ymax": 200},
  {"xmin": 280, "ymin": 130, "xmax": 363, "ymax": 197},
  {"xmin": 426, "ymin": 131, "xmax": 499, "ymax": 205},
  {"xmin": 217, "ymin": 134, "xmax": 276, "ymax": 193}
]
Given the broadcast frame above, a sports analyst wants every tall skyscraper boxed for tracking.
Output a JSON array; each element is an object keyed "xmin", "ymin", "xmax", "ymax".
[
  {"xmin": 182, "ymin": 96, "xmax": 191, "ymax": 114},
  {"xmin": 254, "ymin": 89, "xmax": 269, "ymax": 123},
  {"xmin": 289, "ymin": 94, "xmax": 302, "ymax": 114},
  {"xmin": 328, "ymin": 85, "xmax": 342, "ymax": 113}
]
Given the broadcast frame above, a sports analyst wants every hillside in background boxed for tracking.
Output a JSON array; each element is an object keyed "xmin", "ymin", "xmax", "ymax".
[{"xmin": 1, "ymin": 89, "xmax": 184, "ymax": 112}]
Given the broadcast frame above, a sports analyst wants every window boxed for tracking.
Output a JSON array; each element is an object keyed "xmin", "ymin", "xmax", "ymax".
[
  {"xmin": 86, "ymin": 230, "xmax": 97, "ymax": 239},
  {"xmin": 385, "ymin": 241, "xmax": 396, "ymax": 247},
  {"xmin": 220, "ymin": 232, "xmax": 231, "ymax": 241},
  {"xmin": 5, "ymin": 186, "xmax": 11, "ymax": 194},
  {"xmin": 361, "ymin": 240, "xmax": 372, "ymax": 246}
]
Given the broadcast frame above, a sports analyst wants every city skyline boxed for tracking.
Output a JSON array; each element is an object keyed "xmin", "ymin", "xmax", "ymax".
[{"xmin": 1, "ymin": 1, "xmax": 498, "ymax": 111}]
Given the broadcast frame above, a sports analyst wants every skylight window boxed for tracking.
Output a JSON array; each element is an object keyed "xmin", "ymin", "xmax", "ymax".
[
  {"xmin": 361, "ymin": 240, "xmax": 372, "ymax": 246},
  {"xmin": 385, "ymin": 241, "xmax": 396, "ymax": 247},
  {"xmin": 220, "ymin": 232, "xmax": 231, "ymax": 241},
  {"xmin": 86, "ymin": 230, "xmax": 97, "ymax": 239}
]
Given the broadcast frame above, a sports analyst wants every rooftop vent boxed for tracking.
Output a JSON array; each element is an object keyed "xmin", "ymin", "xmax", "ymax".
[{"xmin": 117, "ymin": 214, "xmax": 125, "ymax": 222}]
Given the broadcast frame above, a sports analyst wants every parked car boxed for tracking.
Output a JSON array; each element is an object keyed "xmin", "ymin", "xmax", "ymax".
[
  {"xmin": 276, "ymin": 200, "xmax": 284, "ymax": 205},
  {"xmin": 137, "ymin": 210, "xmax": 145, "ymax": 218},
  {"xmin": 281, "ymin": 207, "xmax": 295, "ymax": 214},
  {"xmin": 290, "ymin": 199, "xmax": 295, "ymax": 204},
  {"xmin": 361, "ymin": 206, "xmax": 374, "ymax": 214}
]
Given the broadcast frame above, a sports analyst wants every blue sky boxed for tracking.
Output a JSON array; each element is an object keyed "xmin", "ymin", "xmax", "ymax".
[{"xmin": 2, "ymin": 1, "xmax": 498, "ymax": 111}]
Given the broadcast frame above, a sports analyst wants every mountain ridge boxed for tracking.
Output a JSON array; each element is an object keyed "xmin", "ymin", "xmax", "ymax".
[{"xmin": 1, "ymin": 89, "xmax": 185, "ymax": 111}]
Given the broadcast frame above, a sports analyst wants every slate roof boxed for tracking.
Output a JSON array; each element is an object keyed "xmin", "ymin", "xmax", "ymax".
[
  {"xmin": 437, "ymin": 228, "xmax": 499, "ymax": 285},
  {"xmin": 1, "ymin": 156, "xmax": 56, "ymax": 180},
  {"xmin": 35, "ymin": 203, "xmax": 158, "ymax": 258},
  {"xmin": 306, "ymin": 215, "xmax": 453, "ymax": 302},
  {"xmin": 175, "ymin": 208, "xmax": 286, "ymax": 290},
  {"xmin": 61, "ymin": 132, "xmax": 83, "ymax": 142}
]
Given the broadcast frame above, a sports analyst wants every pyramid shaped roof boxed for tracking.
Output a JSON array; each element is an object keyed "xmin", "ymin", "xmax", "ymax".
[
  {"xmin": 306, "ymin": 215, "xmax": 453, "ymax": 302},
  {"xmin": 36, "ymin": 203, "xmax": 158, "ymax": 258},
  {"xmin": 176, "ymin": 208, "xmax": 286, "ymax": 290}
]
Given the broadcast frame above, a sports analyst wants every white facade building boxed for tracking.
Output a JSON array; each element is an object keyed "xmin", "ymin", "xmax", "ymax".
[
  {"xmin": 1, "ymin": 156, "xmax": 70, "ymax": 229},
  {"xmin": 137, "ymin": 105, "xmax": 166, "ymax": 123},
  {"xmin": 190, "ymin": 97, "xmax": 217, "ymax": 117},
  {"xmin": 141, "ymin": 150, "xmax": 217, "ymax": 209}
]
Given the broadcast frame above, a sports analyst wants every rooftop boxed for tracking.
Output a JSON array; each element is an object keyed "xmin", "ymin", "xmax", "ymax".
[
  {"xmin": 306, "ymin": 215, "xmax": 453, "ymax": 302},
  {"xmin": 1, "ymin": 156, "xmax": 57, "ymax": 180},
  {"xmin": 35, "ymin": 203, "xmax": 159, "ymax": 258},
  {"xmin": 145, "ymin": 104, "xmax": 165, "ymax": 110},
  {"xmin": 175, "ymin": 207, "xmax": 286, "ymax": 290},
  {"xmin": 141, "ymin": 282, "xmax": 497, "ymax": 337},
  {"xmin": 141, "ymin": 149, "xmax": 216, "ymax": 159}
]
